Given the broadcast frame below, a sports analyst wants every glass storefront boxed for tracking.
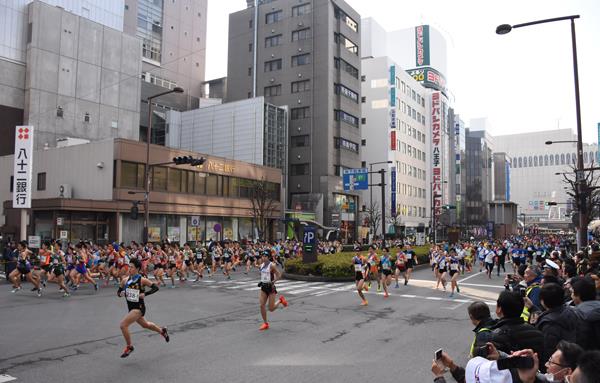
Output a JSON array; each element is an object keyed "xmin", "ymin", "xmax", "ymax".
[{"xmin": 34, "ymin": 211, "xmax": 112, "ymax": 245}]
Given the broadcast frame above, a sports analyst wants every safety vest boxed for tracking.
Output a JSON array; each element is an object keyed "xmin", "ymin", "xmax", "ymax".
[
  {"xmin": 469, "ymin": 327, "xmax": 492, "ymax": 357},
  {"xmin": 520, "ymin": 283, "xmax": 540, "ymax": 322}
]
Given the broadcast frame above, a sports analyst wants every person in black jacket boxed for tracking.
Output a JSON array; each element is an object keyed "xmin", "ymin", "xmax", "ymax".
[
  {"xmin": 468, "ymin": 301, "xmax": 497, "ymax": 357},
  {"xmin": 572, "ymin": 276, "xmax": 600, "ymax": 351},
  {"xmin": 489, "ymin": 290, "xmax": 546, "ymax": 371},
  {"xmin": 535, "ymin": 283, "xmax": 577, "ymax": 365}
]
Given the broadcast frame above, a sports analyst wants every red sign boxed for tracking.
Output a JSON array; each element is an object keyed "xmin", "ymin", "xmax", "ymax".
[{"xmin": 391, "ymin": 131, "xmax": 396, "ymax": 151}]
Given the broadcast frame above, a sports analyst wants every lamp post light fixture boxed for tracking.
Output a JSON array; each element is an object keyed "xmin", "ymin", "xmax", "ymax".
[
  {"xmin": 497, "ymin": 15, "xmax": 587, "ymax": 249},
  {"xmin": 143, "ymin": 86, "xmax": 184, "ymax": 243}
]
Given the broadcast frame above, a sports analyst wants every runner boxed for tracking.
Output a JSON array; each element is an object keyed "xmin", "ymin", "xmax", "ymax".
[
  {"xmin": 258, "ymin": 251, "xmax": 288, "ymax": 331},
  {"xmin": 394, "ymin": 249, "xmax": 407, "ymax": 288},
  {"xmin": 366, "ymin": 246, "xmax": 381, "ymax": 291},
  {"xmin": 435, "ymin": 251, "xmax": 448, "ymax": 291},
  {"xmin": 353, "ymin": 251, "xmax": 369, "ymax": 305},
  {"xmin": 483, "ymin": 244, "xmax": 495, "ymax": 279},
  {"xmin": 117, "ymin": 258, "xmax": 170, "ymax": 358},
  {"xmin": 380, "ymin": 247, "xmax": 393, "ymax": 298},
  {"xmin": 448, "ymin": 251, "xmax": 461, "ymax": 297},
  {"xmin": 404, "ymin": 244, "xmax": 418, "ymax": 285},
  {"xmin": 35, "ymin": 241, "xmax": 52, "ymax": 288},
  {"xmin": 9, "ymin": 241, "xmax": 42, "ymax": 296},
  {"xmin": 222, "ymin": 242, "xmax": 233, "ymax": 280},
  {"xmin": 47, "ymin": 246, "xmax": 70, "ymax": 297}
]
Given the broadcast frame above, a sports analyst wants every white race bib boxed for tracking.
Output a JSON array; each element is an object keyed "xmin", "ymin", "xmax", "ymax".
[
  {"xmin": 382, "ymin": 263, "xmax": 390, "ymax": 270},
  {"xmin": 40, "ymin": 255, "xmax": 47, "ymax": 263},
  {"xmin": 125, "ymin": 288, "xmax": 140, "ymax": 303},
  {"xmin": 260, "ymin": 271, "xmax": 271, "ymax": 283},
  {"xmin": 451, "ymin": 263, "xmax": 459, "ymax": 271},
  {"xmin": 53, "ymin": 258, "xmax": 59, "ymax": 265},
  {"xmin": 354, "ymin": 264, "xmax": 363, "ymax": 272}
]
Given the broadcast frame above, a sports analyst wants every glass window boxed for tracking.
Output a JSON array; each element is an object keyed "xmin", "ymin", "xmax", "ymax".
[
  {"xmin": 264, "ymin": 84, "xmax": 281, "ymax": 96},
  {"xmin": 544, "ymin": 155, "xmax": 549, "ymax": 166},
  {"xmin": 187, "ymin": 171, "xmax": 194, "ymax": 193},
  {"xmin": 206, "ymin": 174, "xmax": 218, "ymax": 195},
  {"xmin": 265, "ymin": 34, "xmax": 282, "ymax": 47},
  {"xmin": 334, "ymin": 33, "xmax": 358, "ymax": 55},
  {"xmin": 152, "ymin": 166, "xmax": 167, "ymax": 191},
  {"xmin": 121, "ymin": 161, "xmax": 145, "ymax": 189},
  {"xmin": 566, "ymin": 153, "xmax": 571, "ymax": 164},
  {"xmin": 291, "ymin": 107, "xmax": 310, "ymax": 120},
  {"xmin": 334, "ymin": 109, "xmax": 358, "ymax": 127},
  {"xmin": 549, "ymin": 155, "xmax": 554, "ymax": 166},
  {"xmin": 292, "ymin": 3, "xmax": 311, "ymax": 16},
  {"xmin": 334, "ymin": 83, "xmax": 358, "ymax": 102},
  {"xmin": 229, "ymin": 177, "xmax": 239, "ymax": 197},
  {"xmin": 291, "ymin": 135, "xmax": 309, "ymax": 147},
  {"xmin": 264, "ymin": 59, "xmax": 282, "ymax": 72},
  {"xmin": 37, "ymin": 172, "xmax": 46, "ymax": 191},
  {"xmin": 194, "ymin": 173, "xmax": 206, "ymax": 194},
  {"xmin": 292, "ymin": 28, "xmax": 311, "ymax": 41},
  {"xmin": 291, "ymin": 80, "xmax": 310, "ymax": 93},
  {"xmin": 534, "ymin": 156, "xmax": 538, "ymax": 167},
  {"xmin": 239, "ymin": 178, "xmax": 252, "ymax": 198},
  {"xmin": 518, "ymin": 157, "xmax": 522, "ymax": 167},
  {"xmin": 291, "ymin": 163, "xmax": 309, "ymax": 176},
  {"xmin": 265, "ymin": 10, "xmax": 282, "ymax": 24},
  {"xmin": 555, "ymin": 154, "xmax": 559, "ymax": 165},
  {"xmin": 561, "ymin": 154, "xmax": 565, "ymax": 165},
  {"xmin": 334, "ymin": 57, "xmax": 359, "ymax": 79},
  {"xmin": 291, "ymin": 53, "xmax": 311, "ymax": 66},
  {"xmin": 168, "ymin": 168, "xmax": 182, "ymax": 192},
  {"xmin": 528, "ymin": 156, "xmax": 532, "ymax": 167}
]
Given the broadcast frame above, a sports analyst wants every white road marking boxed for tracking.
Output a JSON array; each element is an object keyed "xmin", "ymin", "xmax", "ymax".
[
  {"xmin": 457, "ymin": 271, "xmax": 484, "ymax": 283},
  {"xmin": 0, "ymin": 374, "xmax": 17, "ymax": 382},
  {"xmin": 459, "ymin": 282, "xmax": 504, "ymax": 289}
]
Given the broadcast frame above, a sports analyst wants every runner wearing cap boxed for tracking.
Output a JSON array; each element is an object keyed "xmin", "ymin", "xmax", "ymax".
[{"xmin": 257, "ymin": 251, "xmax": 288, "ymax": 331}]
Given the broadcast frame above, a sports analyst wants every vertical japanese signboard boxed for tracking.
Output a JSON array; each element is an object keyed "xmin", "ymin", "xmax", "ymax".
[
  {"xmin": 415, "ymin": 25, "xmax": 430, "ymax": 66},
  {"xmin": 431, "ymin": 92, "xmax": 442, "ymax": 218},
  {"xmin": 389, "ymin": 65, "xmax": 396, "ymax": 107},
  {"xmin": 391, "ymin": 167, "xmax": 397, "ymax": 216},
  {"xmin": 13, "ymin": 126, "xmax": 34, "ymax": 209}
]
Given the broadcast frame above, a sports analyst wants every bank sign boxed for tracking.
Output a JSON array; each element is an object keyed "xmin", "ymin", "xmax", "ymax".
[
  {"xmin": 407, "ymin": 67, "xmax": 447, "ymax": 96},
  {"xmin": 13, "ymin": 125, "xmax": 34, "ymax": 208},
  {"xmin": 415, "ymin": 25, "xmax": 430, "ymax": 66},
  {"xmin": 431, "ymin": 92, "xmax": 442, "ymax": 218}
]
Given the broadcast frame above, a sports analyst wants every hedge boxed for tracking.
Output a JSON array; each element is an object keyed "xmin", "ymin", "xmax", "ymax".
[{"xmin": 284, "ymin": 246, "xmax": 430, "ymax": 278}]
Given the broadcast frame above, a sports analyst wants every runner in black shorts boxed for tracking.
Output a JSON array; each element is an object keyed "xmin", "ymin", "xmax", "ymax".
[
  {"xmin": 448, "ymin": 252, "xmax": 461, "ymax": 297},
  {"xmin": 258, "ymin": 251, "xmax": 288, "ymax": 331},
  {"xmin": 9, "ymin": 241, "xmax": 41, "ymax": 296},
  {"xmin": 352, "ymin": 252, "xmax": 368, "ymax": 306},
  {"xmin": 118, "ymin": 258, "xmax": 169, "ymax": 358},
  {"xmin": 380, "ymin": 248, "xmax": 393, "ymax": 298}
]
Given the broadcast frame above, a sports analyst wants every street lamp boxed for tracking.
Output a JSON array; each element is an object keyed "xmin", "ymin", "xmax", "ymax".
[
  {"xmin": 368, "ymin": 160, "xmax": 392, "ymax": 240},
  {"xmin": 143, "ymin": 86, "xmax": 184, "ymax": 243},
  {"xmin": 497, "ymin": 15, "xmax": 587, "ymax": 249},
  {"xmin": 546, "ymin": 140, "xmax": 577, "ymax": 145}
]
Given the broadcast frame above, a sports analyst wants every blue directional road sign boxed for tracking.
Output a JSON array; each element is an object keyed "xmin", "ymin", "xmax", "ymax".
[{"xmin": 343, "ymin": 168, "xmax": 368, "ymax": 191}]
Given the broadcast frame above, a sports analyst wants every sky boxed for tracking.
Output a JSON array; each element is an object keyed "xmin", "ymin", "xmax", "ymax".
[{"xmin": 206, "ymin": 0, "xmax": 600, "ymax": 144}]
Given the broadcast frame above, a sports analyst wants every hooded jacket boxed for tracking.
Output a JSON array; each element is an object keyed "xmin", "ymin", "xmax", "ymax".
[
  {"xmin": 574, "ymin": 300, "xmax": 600, "ymax": 350},
  {"xmin": 536, "ymin": 305, "xmax": 578, "ymax": 363}
]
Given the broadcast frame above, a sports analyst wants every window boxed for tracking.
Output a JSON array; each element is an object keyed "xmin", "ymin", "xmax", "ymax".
[
  {"xmin": 265, "ymin": 10, "xmax": 282, "ymax": 24},
  {"xmin": 264, "ymin": 59, "xmax": 282, "ymax": 72},
  {"xmin": 534, "ymin": 156, "xmax": 538, "ymax": 167},
  {"xmin": 291, "ymin": 28, "xmax": 311, "ymax": 41},
  {"xmin": 37, "ymin": 172, "xmax": 46, "ymax": 191},
  {"xmin": 10, "ymin": 176, "xmax": 14, "ymax": 192},
  {"xmin": 334, "ymin": 83, "xmax": 359, "ymax": 102},
  {"xmin": 121, "ymin": 161, "xmax": 145, "ymax": 189},
  {"xmin": 248, "ymin": 67, "xmax": 252, "ymax": 76},
  {"xmin": 555, "ymin": 154, "xmax": 559, "ymax": 165},
  {"xmin": 334, "ymin": 33, "xmax": 358, "ymax": 55},
  {"xmin": 265, "ymin": 34, "xmax": 282, "ymax": 47},
  {"xmin": 361, "ymin": 139, "xmax": 366, "ymax": 146},
  {"xmin": 518, "ymin": 157, "xmax": 523, "ymax": 167},
  {"xmin": 549, "ymin": 155, "xmax": 554, "ymax": 166},
  {"xmin": 291, "ymin": 163, "xmax": 310, "ymax": 176},
  {"xmin": 291, "ymin": 53, "xmax": 310, "ymax": 66},
  {"xmin": 543, "ymin": 155, "xmax": 548, "ymax": 166},
  {"xmin": 249, "ymin": 19, "xmax": 253, "ymax": 28},
  {"xmin": 566, "ymin": 153, "xmax": 571, "ymax": 164},
  {"xmin": 334, "ymin": 6, "xmax": 357, "ymax": 32},
  {"xmin": 264, "ymin": 84, "xmax": 281, "ymax": 97},
  {"xmin": 361, "ymin": 96, "xmax": 366, "ymax": 103},
  {"xmin": 334, "ymin": 137, "xmax": 359, "ymax": 153},
  {"xmin": 152, "ymin": 166, "xmax": 168, "ymax": 191},
  {"xmin": 206, "ymin": 174, "xmax": 218, "ymax": 195},
  {"xmin": 291, "ymin": 107, "xmax": 310, "ymax": 120},
  {"xmin": 334, "ymin": 109, "xmax": 358, "ymax": 127},
  {"xmin": 334, "ymin": 57, "xmax": 359, "ymax": 78},
  {"xmin": 291, "ymin": 80, "xmax": 310, "ymax": 93},
  {"xmin": 291, "ymin": 135, "xmax": 309, "ymax": 147},
  {"xmin": 292, "ymin": 3, "xmax": 310, "ymax": 17},
  {"xmin": 168, "ymin": 168, "xmax": 182, "ymax": 192},
  {"xmin": 194, "ymin": 172, "xmax": 206, "ymax": 194},
  {"xmin": 361, "ymin": 117, "xmax": 366, "ymax": 124},
  {"xmin": 248, "ymin": 43, "xmax": 253, "ymax": 52}
]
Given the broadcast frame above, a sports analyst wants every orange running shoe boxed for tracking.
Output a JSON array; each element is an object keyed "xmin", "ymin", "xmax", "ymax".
[
  {"xmin": 120, "ymin": 345, "xmax": 134, "ymax": 358},
  {"xmin": 279, "ymin": 295, "xmax": 288, "ymax": 307},
  {"xmin": 361, "ymin": 300, "xmax": 368, "ymax": 306},
  {"xmin": 259, "ymin": 322, "xmax": 270, "ymax": 331},
  {"xmin": 384, "ymin": 293, "xmax": 389, "ymax": 298}
]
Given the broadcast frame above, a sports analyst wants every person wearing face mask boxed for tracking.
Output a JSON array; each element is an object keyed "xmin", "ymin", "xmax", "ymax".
[{"xmin": 515, "ymin": 341, "xmax": 583, "ymax": 383}]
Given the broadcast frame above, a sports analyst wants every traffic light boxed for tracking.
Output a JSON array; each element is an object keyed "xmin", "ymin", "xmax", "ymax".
[
  {"xmin": 172, "ymin": 156, "xmax": 206, "ymax": 166},
  {"xmin": 130, "ymin": 201, "xmax": 139, "ymax": 220}
]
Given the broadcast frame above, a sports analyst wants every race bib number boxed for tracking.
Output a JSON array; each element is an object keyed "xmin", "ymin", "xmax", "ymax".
[
  {"xmin": 354, "ymin": 264, "xmax": 363, "ymax": 272},
  {"xmin": 53, "ymin": 258, "xmax": 59, "ymax": 265},
  {"xmin": 382, "ymin": 263, "xmax": 390, "ymax": 270},
  {"xmin": 451, "ymin": 263, "xmax": 459, "ymax": 271},
  {"xmin": 260, "ymin": 272, "xmax": 271, "ymax": 283},
  {"xmin": 40, "ymin": 255, "xmax": 47, "ymax": 263},
  {"xmin": 125, "ymin": 288, "xmax": 140, "ymax": 302}
]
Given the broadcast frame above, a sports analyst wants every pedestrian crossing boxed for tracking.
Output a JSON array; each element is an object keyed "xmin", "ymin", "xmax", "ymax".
[{"xmin": 198, "ymin": 278, "xmax": 353, "ymax": 297}]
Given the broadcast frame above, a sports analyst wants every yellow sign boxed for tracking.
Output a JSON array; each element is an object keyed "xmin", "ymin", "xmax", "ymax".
[{"xmin": 204, "ymin": 160, "xmax": 235, "ymax": 174}]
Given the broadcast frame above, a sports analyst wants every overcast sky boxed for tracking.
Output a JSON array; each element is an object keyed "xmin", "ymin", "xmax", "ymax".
[{"xmin": 206, "ymin": 0, "xmax": 600, "ymax": 143}]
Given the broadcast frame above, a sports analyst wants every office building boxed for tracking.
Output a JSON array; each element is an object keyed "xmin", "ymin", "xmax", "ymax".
[
  {"xmin": 465, "ymin": 128, "xmax": 494, "ymax": 227},
  {"xmin": 227, "ymin": 0, "xmax": 362, "ymax": 241},
  {"xmin": 360, "ymin": 56, "xmax": 428, "ymax": 238}
]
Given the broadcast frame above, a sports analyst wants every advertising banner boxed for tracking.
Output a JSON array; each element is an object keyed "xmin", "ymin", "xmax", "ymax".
[
  {"xmin": 13, "ymin": 126, "xmax": 34, "ymax": 208},
  {"xmin": 431, "ymin": 92, "xmax": 442, "ymax": 218},
  {"xmin": 415, "ymin": 25, "xmax": 430, "ymax": 66},
  {"xmin": 391, "ymin": 167, "xmax": 397, "ymax": 216}
]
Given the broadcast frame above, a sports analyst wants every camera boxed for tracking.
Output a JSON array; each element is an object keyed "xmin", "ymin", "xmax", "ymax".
[
  {"xmin": 497, "ymin": 356, "xmax": 534, "ymax": 370},
  {"xmin": 474, "ymin": 344, "xmax": 490, "ymax": 358}
]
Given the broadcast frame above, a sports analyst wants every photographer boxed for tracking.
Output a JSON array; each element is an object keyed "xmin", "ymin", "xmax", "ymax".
[
  {"xmin": 468, "ymin": 301, "xmax": 498, "ymax": 357},
  {"xmin": 514, "ymin": 341, "xmax": 584, "ymax": 383}
]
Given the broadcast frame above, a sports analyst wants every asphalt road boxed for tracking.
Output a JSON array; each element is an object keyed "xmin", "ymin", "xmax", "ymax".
[{"xmin": 0, "ymin": 264, "xmax": 510, "ymax": 383}]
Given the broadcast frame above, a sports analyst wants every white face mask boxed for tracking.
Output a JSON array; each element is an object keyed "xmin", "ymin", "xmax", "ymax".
[{"xmin": 544, "ymin": 369, "xmax": 566, "ymax": 383}]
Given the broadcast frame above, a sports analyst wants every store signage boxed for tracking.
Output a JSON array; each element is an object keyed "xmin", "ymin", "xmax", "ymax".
[
  {"xmin": 60, "ymin": 230, "xmax": 68, "ymax": 239},
  {"xmin": 191, "ymin": 216, "xmax": 200, "ymax": 227},
  {"xmin": 431, "ymin": 92, "xmax": 442, "ymax": 218},
  {"xmin": 343, "ymin": 168, "xmax": 368, "ymax": 191},
  {"xmin": 390, "ymin": 109, "xmax": 396, "ymax": 129},
  {"xmin": 205, "ymin": 160, "xmax": 235, "ymax": 174},
  {"xmin": 13, "ymin": 125, "xmax": 34, "ymax": 208},
  {"xmin": 391, "ymin": 167, "xmax": 397, "ymax": 216},
  {"xmin": 407, "ymin": 67, "xmax": 447, "ymax": 95},
  {"xmin": 415, "ymin": 25, "xmax": 430, "ymax": 66},
  {"xmin": 391, "ymin": 131, "xmax": 397, "ymax": 151},
  {"xmin": 28, "ymin": 235, "xmax": 41, "ymax": 249}
]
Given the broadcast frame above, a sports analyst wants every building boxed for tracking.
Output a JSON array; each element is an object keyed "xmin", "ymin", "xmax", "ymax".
[
  {"xmin": 203, "ymin": 77, "xmax": 227, "ymax": 100},
  {"xmin": 493, "ymin": 128, "xmax": 598, "ymax": 223},
  {"xmin": 493, "ymin": 152, "xmax": 511, "ymax": 202},
  {"xmin": 0, "ymin": 139, "xmax": 282, "ymax": 243},
  {"xmin": 166, "ymin": 96, "xmax": 287, "ymax": 170},
  {"xmin": 360, "ymin": 56, "xmax": 429, "ymax": 238},
  {"xmin": 451, "ymin": 112, "xmax": 467, "ymax": 225},
  {"xmin": 0, "ymin": 0, "xmax": 141, "ymax": 155},
  {"xmin": 465, "ymin": 128, "xmax": 494, "ymax": 227},
  {"xmin": 226, "ymin": 0, "xmax": 362, "ymax": 241}
]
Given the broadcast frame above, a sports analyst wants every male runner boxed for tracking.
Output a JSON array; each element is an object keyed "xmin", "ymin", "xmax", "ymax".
[{"xmin": 117, "ymin": 258, "xmax": 169, "ymax": 357}]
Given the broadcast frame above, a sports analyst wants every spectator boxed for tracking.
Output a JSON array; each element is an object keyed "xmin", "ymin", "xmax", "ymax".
[
  {"xmin": 535, "ymin": 283, "xmax": 577, "ymax": 365},
  {"xmin": 522, "ymin": 266, "xmax": 543, "ymax": 322},
  {"xmin": 468, "ymin": 301, "xmax": 498, "ymax": 357},
  {"xmin": 465, "ymin": 357, "xmax": 512, "ymax": 383},
  {"xmin": 568, "ymin": 350, "xmax": 600, "ymax": 383},
  {"xmin": 2, "ymin": 241, "xmax": 17, "ymax": 276},
  {"xmin": 489, "ymin": 291, "xmax": 545, "ymax": 365},
  {"xmin": 431, "ymin": 351, "xmax": 466, "ymax": 383},
  {"xmin": 515, "ymin": 341, "xmax": 584, "ymax": 383},
  {"xmin": 571, "ymin": 276, "xmax": 600, "ymax": 350}
]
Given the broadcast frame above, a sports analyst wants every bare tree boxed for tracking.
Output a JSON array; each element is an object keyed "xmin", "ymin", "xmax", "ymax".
[
  {"xmin": 561, "ymin": 161, "xmax": 600, "ymax": 228},
  {"xmin": 249, "ymin": 178, "xmax": 279, "ymax": 240},
  {"xmin": 364, "ymin": 201, "xmax": 381, "ymax": 237}
]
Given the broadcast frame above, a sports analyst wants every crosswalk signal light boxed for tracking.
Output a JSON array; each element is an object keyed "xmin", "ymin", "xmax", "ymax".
[{"xmin": 130, "ymin": 201, "xmax": 139, "ymax": 220}]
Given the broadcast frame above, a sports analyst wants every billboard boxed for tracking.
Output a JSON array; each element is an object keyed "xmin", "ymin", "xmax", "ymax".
[
  {"xmin": 391, "ymin": 167, "xmax": 397, "ymax": 216},
  {"xmin": 343, "ymin": 168, "xmax": 368, "ymax": 191},
  {"xmin": 13, "ymin": 126, "xmax": 34, "ymax": 208},
  {"xmin": 415, "ymin": 25, "xmax": 430, "ymax": 66},
  {"xmin": 431, "ymin": 92, "xmax": 442, "ymax": 218},
  {"xmin": 407, "ymin": 67, "xmax": 447, "ymax": 95}
]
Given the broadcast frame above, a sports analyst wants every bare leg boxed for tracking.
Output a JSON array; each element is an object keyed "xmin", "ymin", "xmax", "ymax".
[
  {"xmin": 120, "ymin": 310, "xmax": 142, "ymax": 346},
  {"xmin": 136, "ymin": 316, "xmax": 162, "ymax": 334}
]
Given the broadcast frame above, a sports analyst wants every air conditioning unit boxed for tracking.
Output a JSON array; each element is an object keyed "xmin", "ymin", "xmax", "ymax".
[{"xmin": 58, "ymin": 184, "xmax": 72, "ymax": 199}]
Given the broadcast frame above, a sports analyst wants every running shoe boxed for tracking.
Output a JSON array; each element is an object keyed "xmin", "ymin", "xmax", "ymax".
[
  {"xmin": 456, "ymin": 285, "xmax": 460, "ymax": 293},
  {"xmin": 161, "ymin": 327, "xmax": 170, "ymax": 342},
  {"xmin": 42, "ymin": 280, "xmax": 47, "ymax": 288},
  {"xmin": 259, "ymin": 322, "xmax": 270, "ymax": 331},
  {"xmin": 449, "ymin": 293, "xmax": 454, "ymax": 298},
  {"xmin": 94, "ymin": 283, "xmax": 99, "ymax": 291},
  {"xmin": 31, "ymin": 287, "xmax": 37, "ymax": 292},
  {"xmin": 120, "ymin": 345, "xmax": 134, "ymax": 358},
  {"xmin": 11, "ymin": 286, "xmax": 21, "ymax": 293},
  {"xmin": 404, "ymin": 279, "xmax": 408, "ymax": 286},
  {"xmin": 169, "ymin": 285, "xmax": 176, "ymax": 289},
  {"xmin": 279, "ymin": 295, "xmax": 288, "ymax": 307},
  {"xmin": 376, "ymin": 285, "xmax": 382, "ymax": 292},
  {"xmin": 384, "ymin": 293, "xmax": 389, "ymax": 298},
  {"xmin": 367, "ymin": 281, "xmax": 372, "ymax": 289},
  {"xmin": 361, "ymin": 300, "xmax": 368, "ymax": 306},
  {"xmin": 63, "ymin": 292, "xmax": 70, "ymax": 298},
  {"xmin": 37, "ymin": 288, "xmax": 42, "ymax": 297},
  {"xmin": 394, "ymin": 283, "xmax": 399, "ymax": 288}
]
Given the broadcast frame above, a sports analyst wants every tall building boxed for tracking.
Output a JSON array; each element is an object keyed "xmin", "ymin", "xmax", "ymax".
[
  {"xmin": 227, "ymin": 0, "xmax": 362, "ymax": 239},
  {"xmin": 465, "ymin": 128, "xmax": 494, "ymax": 227},
  {"xmin": 360, "ymin": 56, "xmax": 429, "ymax": 238}
]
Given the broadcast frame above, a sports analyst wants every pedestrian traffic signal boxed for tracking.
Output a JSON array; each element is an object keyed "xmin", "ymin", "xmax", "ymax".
[
  {"xmin": 172, "ymin": 156, "xmax": 206, "ymax": 166},
  {"xmin": 130, "ymin": 202, "xmax": 139, "ymax": 220}
]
